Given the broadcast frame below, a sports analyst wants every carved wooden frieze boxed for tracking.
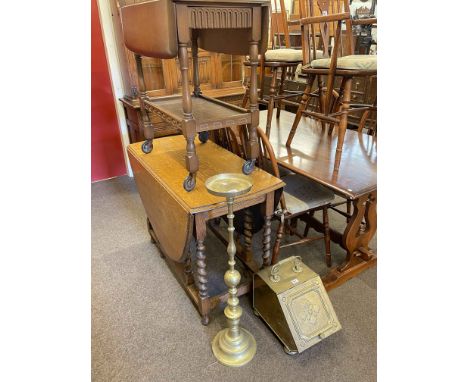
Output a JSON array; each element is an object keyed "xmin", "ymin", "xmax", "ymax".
[
  {"xmin": 144, "ymin": 103, "xmax": 183, "ymax": 129},
  {"xmin": 189, "ymin": 7, "xmax": 252, "ymax": 29}
]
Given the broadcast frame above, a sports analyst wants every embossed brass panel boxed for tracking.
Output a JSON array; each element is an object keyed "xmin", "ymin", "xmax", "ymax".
[{"xmin": 253, "ymin": 256, "xmax": 341, "ymax": 354}]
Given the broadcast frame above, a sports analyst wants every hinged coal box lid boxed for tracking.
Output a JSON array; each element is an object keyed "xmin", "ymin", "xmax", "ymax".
[{"xmin": 253, "ymin": 256, "xmax": 341, "ymax": 354}]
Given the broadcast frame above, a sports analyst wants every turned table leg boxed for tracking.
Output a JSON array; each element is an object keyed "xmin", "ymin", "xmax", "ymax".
[
  {"xmin": 191, "ymin": 33, "xmax": 209, "ymax": 144},
  {"xmin": 179, "ymin": 42, "xmax": 199, "ymax": 191},
  {"xmin": 135, "ymin": 54, "xmax": 154, "ymax": 154},
  {"xmin": 262, "ymin": 192, "xmax": 275, "ymax": 267},
  {"xmin": 195, "ymin": 214, "xmax": 210, "ymax": 325},
  {"xmin": 262, "ymin": 214, "xmax": 272, "ymax": 268},
  {"xmin": 243, "ymin": 209, "xmax": 254, "ymax": 263},
  {"xmin": 192, "ymin": 31, "xmax": 201, "ymax": 97},
  {"xmin": 243, "ymin": 36, "xmax": 260, "ymax": 175}
]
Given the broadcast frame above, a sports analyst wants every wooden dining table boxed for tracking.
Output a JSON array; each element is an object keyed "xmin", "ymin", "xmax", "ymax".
[{"xmin": 260, "ymin": 110, "xmax": 377, "ymax": 290}]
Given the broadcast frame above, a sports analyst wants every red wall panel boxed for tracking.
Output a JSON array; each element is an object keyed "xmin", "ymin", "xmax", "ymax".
[{"xmin": 91, "ymin": 0, "xmax": 127, "ymax": 182}]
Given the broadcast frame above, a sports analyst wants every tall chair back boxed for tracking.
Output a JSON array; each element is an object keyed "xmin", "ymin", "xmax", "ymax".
[
  {"xmin": 271, "ymin": 0, "xmax": 292, "ymax": 49},
  {"xmin": 300, "ymin": 0, "xmax": 351, "ymax": 89},
  {"xmin": 296, "ymin": 0, "xmax": 350, "ymax": 65},
  {"xmin": 256, "ymin": 127, "xmax": 287, "ymax": 211}
]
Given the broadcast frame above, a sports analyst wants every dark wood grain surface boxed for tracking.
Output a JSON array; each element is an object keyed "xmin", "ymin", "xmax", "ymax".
[{"xmin": 260, "ymin": 110, "xmax": 376, "ymax": 199}]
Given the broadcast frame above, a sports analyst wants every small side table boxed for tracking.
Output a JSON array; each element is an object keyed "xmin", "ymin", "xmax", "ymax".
[{"xmin": 127, "ymin": 136, "xmax": 284, "ymax": 324}]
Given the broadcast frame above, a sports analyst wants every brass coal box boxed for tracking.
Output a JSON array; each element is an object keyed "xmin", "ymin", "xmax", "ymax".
[{"xmin": 253, "ymin": 256, "xmax": 341, "ymax": 355}]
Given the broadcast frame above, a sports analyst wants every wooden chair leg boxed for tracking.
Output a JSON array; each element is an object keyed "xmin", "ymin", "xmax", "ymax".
[
  {"xmin": 259, "ymin": 57, "xmax": 265, "ymax": 100},
  {"xmin": 289, "ymin": 217, "xmax": 298, "ymax": 236},
  {"xmin": 303, "ymin": 222, "xmax": 310, "ymax": 237},
  {"xmin": 303, "ymin": 210, "xmax": 315, "ymax": 237},
  {"xmin": 346, "ymin": 199, "xmax": 352, "ymax": 223},
  {"xmin": 358, "ymin": 96, "xmax": 377, "ymax": 136},
  {"xmin": 317, "ymin": 75, "xmax": 327, "ymax": 131},
  {"xmin": 323, "ymin": 207, "xmax": 332, "ymax": 267},
  {"xmin": 272, "ymin": 213, "xmax": 285, "ymax": 265},
  {"xmin": 284, "ymin": 218, "xmax": 292, "ymax": 236},
  {"xmin": 243, "ymin": 209, "xmax": 253, "ymax": 263},
  {"xmin": 286, "ymin": 74, "xmax": 315, "ymax": 146},
  {"xmin": 358, "ymin": 109, "xmax": 370, "ymax": 134},
  {"xmin": 328, "ymin": 77, "xmax": 346, "ymax": 134},
  {"xmin": 276, "ymin": 67, "xmax": 287, "ymax": 119},
  {"xmin": 265, "ymin": 67, "xmax": 278, "ymax": 137},
  {"xmin": 334, "ymin": 77, "xmax": 352, "ymax": 171}
]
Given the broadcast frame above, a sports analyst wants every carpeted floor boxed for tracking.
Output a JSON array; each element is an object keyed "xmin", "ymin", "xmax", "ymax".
[{"xmin": 92, "ymin": 175, "xmax": 376, "ymax": 382}]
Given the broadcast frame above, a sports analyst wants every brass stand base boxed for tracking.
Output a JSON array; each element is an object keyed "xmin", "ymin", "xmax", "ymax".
[{"xmin": 211, "ymin": 328, "xmax": 257, "ymax": 367}]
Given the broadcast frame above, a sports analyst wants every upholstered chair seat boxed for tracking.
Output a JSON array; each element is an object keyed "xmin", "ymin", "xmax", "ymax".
[
  {"xmin": 311, "ymin": 54, "xmax": 377, "ymax": 71},
  {"xmin": 264, "ymin": 48, "xmax": 325, "ymax": 62},
  {"xmin": 264, "ymin": 48, "xmax": 303, "ymax": 62}
]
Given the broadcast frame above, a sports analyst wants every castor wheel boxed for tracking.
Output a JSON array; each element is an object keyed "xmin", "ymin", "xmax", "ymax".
[
  {"xmin": 183, "ymin": 174, "xmax": 196, "ymax": 192},
  {"xmin": 242, "ymin": 159, "xmax": 255, "ymax": 175},
  {"xmin": 141, "ymin": 139, "xmax": 153, "ymax": 154},
  {"xmin": 198, "ymin": 131, "xmax": 209, "ymax": 143},
  {"xmin": 283, "ymin": 346, "xmax": 298, "ymax": 356},
  {"xmin": 201, "ymin": 315, "xmax": 210, "ymax": 326}
]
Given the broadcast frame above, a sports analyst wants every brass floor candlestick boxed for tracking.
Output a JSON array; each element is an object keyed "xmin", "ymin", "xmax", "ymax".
[{"xmin": 205, "ymin": 173, "xmax": 256, "ymax": 367}]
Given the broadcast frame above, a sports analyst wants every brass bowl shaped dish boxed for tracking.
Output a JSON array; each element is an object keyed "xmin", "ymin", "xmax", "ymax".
[{"xmin": 205, "ymin": 173, "xmax": 253, "ymax": 198}]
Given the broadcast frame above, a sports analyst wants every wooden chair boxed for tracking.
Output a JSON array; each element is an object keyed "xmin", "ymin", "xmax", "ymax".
[
  {"xmin": 242, "ymin": 0, "xmax": 317, "ymax": 137},
  {"xmin": 286, "ymin": 0, "xmax": 377, "ymax": 170},
  {"xmin": 256, "ymin": 127, "xmax": 335, "ymax": 267}
]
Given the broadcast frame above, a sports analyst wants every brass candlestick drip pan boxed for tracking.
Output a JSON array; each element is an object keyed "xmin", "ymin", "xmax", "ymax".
[
  {"xmin": 205, "ymin": 173, "xmax": 253, "ymax": 198},
  {"xmin": 205, "ymin": 173, "xmax": 256, "ymax": 367}
]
